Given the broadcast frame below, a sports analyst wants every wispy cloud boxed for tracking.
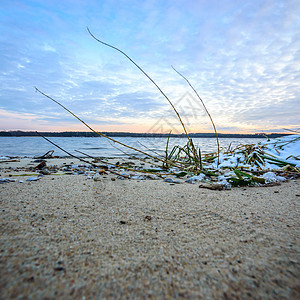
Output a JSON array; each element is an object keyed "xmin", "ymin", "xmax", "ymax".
[{"xmin": 0, "ymin": 0, "xmax": 299, "ymax": 133}]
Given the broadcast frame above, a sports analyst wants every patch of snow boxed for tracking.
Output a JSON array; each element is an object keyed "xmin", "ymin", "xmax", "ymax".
[
  {"xmin": 262, "ymin": 172, "xmax": 286, "ymax": 183},
  {"xmin": 218, "ymin": 179, "xmax": 232, "ymax": 189},
  {"xmin": 185, "ymin": 173, "xmax": 205, "ymax": 184},
  {"xmin": 262, "ymin": 134, "xmax": 300, "ymax": 168}
]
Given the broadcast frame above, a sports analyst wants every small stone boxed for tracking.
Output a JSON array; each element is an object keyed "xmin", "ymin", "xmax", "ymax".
[
  {"xmin": 144, "ymin": 215, "xmax": 152, "ymax": 221},
  {"xmin": 26, "ymin": 177, "xmax": 40, "ymax": 182},
  {"xmin": 35, "ymin": 160, "xmax": 46, "ymax": 170},
  {"xmin": 39, "ymin": 169, "xmax": 51, "ymax": 175},
  {"xmin": 0, "ymin": 178, "xmax": 16, "ymax": 183},
  {"xmin": 26, "ymin": 276, "xmax": 35, "ymax": 282},
  {"xmin": 163, "ymin": 178, "xmax": 173, "ymax": 183},
  {"xmin": 93, "ymin": 172, "xmax": 101, "ymax": 181}
]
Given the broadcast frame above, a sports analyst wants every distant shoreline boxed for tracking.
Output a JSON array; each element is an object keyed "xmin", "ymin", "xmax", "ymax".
[{"xmin": 0, "ymin": 131, "xmax": 290, "ymax": 138}]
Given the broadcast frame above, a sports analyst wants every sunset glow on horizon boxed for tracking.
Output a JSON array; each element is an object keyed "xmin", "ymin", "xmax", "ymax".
[{"xmin": 0, "ymin": 0, "xmax": 299, "ymax": 134}]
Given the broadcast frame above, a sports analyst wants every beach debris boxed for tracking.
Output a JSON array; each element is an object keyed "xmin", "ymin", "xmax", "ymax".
[
  {"xmin": 146, "ymin": 174, "xmax": 160, "ymax": 180},
  {"xmin": 53, "ymin": 266, "xmax": 65, "ymax": 272},
  {"xmin": 131, "ymin": 175, "xmax": 147, "ymax": 180},
  {"xmin": 0, "ymin": 156, "xmax": 10, "ymax": 160},
  {"xmin": 39, "ymin": 169, "xmax": 51, "ymax": 175},
  {"xmin": 26, "ymin": 177, "xmax": 41, "ymax": 182},
  {"xmin": 281, "ymin": 165, "xmax": 298, "ymax": 172},
  {"xmin": 33, "ymin": 159, "xmax": 44, "ymax": 163},
  {"xmin": 217, "ymin": 179, "xmax": 232, "ymax": 190},
  {"xmin": 119, "ymin": 172, "xmax": 129, "ymax": 178},
  {"xmin": 185, "ymin": 174, "xmax": 205, "ymax": 184},
  {"xmin": 262, "ymin": 172, "xmax": 286, "ymax": 184},
  {"xmin": 34, "ymin": 160, "xmax": 46, "ymax": 170},
  {"xmin": 163, "ymin": 178, "xmax": 182, "ymax": 184},
  {"xmin": 35, "ymin": 150, "xmax": 54, "ymax": 159},
  {"xmin": 1, "ymin": 135, "xmax": 298, "ymax": 188},
  {"xmin": 199, "ymin": 183, "xmax": 226, "ymax": 191},
  {"xmin": 213, "ymin": 134, "xmax": 300, "ymax": 171},
  {"xmin": 0, "ymin": 159, "xmax": 20, "ymax": 163},
  {"xmin": 226, "ymin": 170, "xmax": 263, "ymax": 187},
  {"xmin": 93, "ymin": 172, "xmax": 101, "ymax": 181},
  {"xmin": 0, "ymin": 178, "xmax": 16, "ymax": 183},
  {"xmin": 163, "ymin": 178, "xmax": 174, "ymax": 183}
]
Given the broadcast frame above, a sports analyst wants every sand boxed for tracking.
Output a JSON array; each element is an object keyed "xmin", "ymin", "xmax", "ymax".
[{"xmin": 0, "ymin": 158, "xmax": 299, "ymax": 299}]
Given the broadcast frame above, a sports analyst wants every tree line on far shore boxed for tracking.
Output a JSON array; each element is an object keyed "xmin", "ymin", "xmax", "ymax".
[{"xmin": 0, "ymin": 130, "xmax": 289, "ymax": 138}]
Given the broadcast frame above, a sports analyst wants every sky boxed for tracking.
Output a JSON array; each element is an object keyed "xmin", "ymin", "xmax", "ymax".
[{"xmin": 0, "ymin": 0, "xmax": 299, "ymax": 134}]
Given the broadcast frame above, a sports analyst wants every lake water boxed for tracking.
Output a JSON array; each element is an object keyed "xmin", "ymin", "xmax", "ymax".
[{"xmin": 0, "ymin": 136, "xmax": 266, "ymax": 158}]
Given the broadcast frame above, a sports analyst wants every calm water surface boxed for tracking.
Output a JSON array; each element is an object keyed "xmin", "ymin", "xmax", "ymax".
[{"xmin": 0, "ymin": 136, "xmax": 266, "ymax": 158}]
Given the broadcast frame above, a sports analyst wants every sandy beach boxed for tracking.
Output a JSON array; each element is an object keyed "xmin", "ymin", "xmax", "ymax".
[{"xmin": 0, "ymin": 158, "xmax": 299, "ymax": 299}]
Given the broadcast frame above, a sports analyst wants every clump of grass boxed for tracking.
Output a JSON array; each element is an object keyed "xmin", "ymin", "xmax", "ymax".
[{"xmin": 171, "ymin": 66, "xmax": 220, "ymax": 165}]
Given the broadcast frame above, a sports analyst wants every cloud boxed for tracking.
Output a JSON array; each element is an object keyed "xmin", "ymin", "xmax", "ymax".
[
  {"xmin": 42, "ymin": 43, "xmax": 57, "ymax": 52},
  {"xmin": 0, "ymin": 0, "xmax": 299, "ymax": 133}
]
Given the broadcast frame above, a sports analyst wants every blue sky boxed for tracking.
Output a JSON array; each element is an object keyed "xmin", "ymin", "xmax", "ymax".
[{"xmin": 0, "ymin": 0, "xmax": 299, "ymax": 133}]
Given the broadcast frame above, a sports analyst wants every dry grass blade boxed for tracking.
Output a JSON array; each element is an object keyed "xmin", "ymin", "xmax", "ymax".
[
  {"xmin": 35, "ymin": 131, "xmax": 99, "ymax": 168},
  {"xmin": 283, "ymin": 128, "xmax": 300, "ymax": 133},
  {"xmin": 107, "ymin": 141, "xmax": 166, "ymax": 172},
  {"xmin": 171, "ymin": 66, "xmax": 220, "ymax": 166},
  {"xmin": 35, "ymin": 87, "xmax": 175, "ymax": 166},
  {"xmin": 74, "ymin": 150, "xmax": 109, "ymax": 165},
  {"xmin": 87, "ymin": 27, "xmax": 199, "ymax": 170},
  {"xmin": 137, "ymin": 141, "xmax": 164, "ymax": 158},
  {"xmin": 164, "ymin": 131, "xmax": 172, "ymax": 168}
]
